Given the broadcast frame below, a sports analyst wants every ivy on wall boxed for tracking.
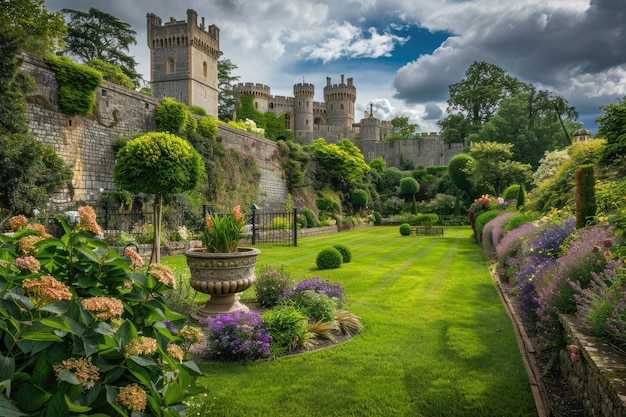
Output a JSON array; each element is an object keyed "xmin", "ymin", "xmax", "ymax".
[{"xmin": 45, "ymin": 55, "xmax": 102, "ymax": 116}]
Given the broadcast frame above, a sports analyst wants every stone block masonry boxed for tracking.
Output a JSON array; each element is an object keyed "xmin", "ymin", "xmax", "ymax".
[{"xmin": 20, "ymin": 53, "xmax": 287, "ymax": 211}]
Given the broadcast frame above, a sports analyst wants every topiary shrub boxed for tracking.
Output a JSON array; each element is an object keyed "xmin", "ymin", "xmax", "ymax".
[
  {"xmin": 351, "ymin": 189, "xmax": 369, "ymax": 211},
  {"xmin": 502, "ymin": 184, "xmax": 521, "ymax": 202},
  {"xmin": 575, "ymin": 164, "xmax": 597, "ymax": 229},
  {"xmin": 399, "ymin": 223, "xmax": 412, "ymax": 236},
  {"xmin": 316, "ymin": 247, "xmax": 343, "ymax": 270},
  {"xmin": 373, "ymin": 211, "xmax": 382, "ymax": 225},
  {"xmin": 333, "ymin": 244, "xmax": 352, "ymax": 263}
]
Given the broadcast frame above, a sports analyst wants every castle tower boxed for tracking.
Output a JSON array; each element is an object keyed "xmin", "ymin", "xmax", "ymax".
[
  {"xmin": 293, "ymin": 83, "xmax": 315, "ymax": 140},
  {"xmin": 324, "ymin": 75, "xmax": 356, "ymax": 137},
  {"xmin": 147, "ymin": 10, "xmax": 221, "ymax": 117},
  {"xmin": 232, "ymin": 83, "xmax": 271, "ymax": 118}
]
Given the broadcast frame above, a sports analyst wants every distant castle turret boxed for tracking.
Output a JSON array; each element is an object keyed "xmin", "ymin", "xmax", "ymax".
[
  {"xmin": 147, "ymin": 9, "xmax": 221, "ymax": 117},
  {"xmin": 147, "ymin": 10, "xmax": 462, "ymax": 167}
]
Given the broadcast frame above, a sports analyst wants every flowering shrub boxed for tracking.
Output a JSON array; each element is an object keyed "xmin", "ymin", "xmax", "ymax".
[
  {"xmin": 205, "ymin": 310, "xmax": 271, "ymax": 361},
  {"xmin": 281, "ymin": 277, "xmax": 345, "ymax": 306},
  {"xmin": 255, "ymin": 267, "xmax": 296, "ymax": 308},
  {"xmin": 481, "ymin": 211, "xmax": 516, "ymax": 260},
  {"xmin": 202, "ymin": 205, "xmax": 246, "ymax": 253},
  {"xmin": 0, "ymin": 209, "xmax": 202, "ymax": 416}
]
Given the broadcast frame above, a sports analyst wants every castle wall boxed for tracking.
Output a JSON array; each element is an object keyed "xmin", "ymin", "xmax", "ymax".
[
  {"xmin": 20, "ymin": 53, "xmax": 286, "ymax": 211},
  {"xmin": 358, "ymin": 133, "xmax": 465, "ymax": 166}
]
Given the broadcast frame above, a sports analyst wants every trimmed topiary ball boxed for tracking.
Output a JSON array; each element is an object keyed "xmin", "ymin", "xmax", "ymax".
[
  {"xmin": 333, "ymin": 244, "xmax": 352, "ymax": 263},
  {"xmin": 316, "ymin": 247, "xmax": 343, "ymax": 270},
  {"xmin": 399, "ymin": 223, "xmax": 412, "ymax": 236}
]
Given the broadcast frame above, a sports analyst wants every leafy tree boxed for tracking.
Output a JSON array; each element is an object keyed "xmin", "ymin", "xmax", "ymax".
[
  {"xmin": 0, "ymin": 28, "xmax": 32, "ymax": 135},
  {"xmin": 465, "ymin": 141, "xmax": 531, "ymax": 196},
  {"xmin": 386, "ymin": 116, "xmax": 419, "ymax": 141},
  {"xmin": 469, "ymin": 91, "xmax": 576, "ymax": 169},
  {"xmin": 113, "ymin": 132, "xmax": 205, "ymax": 263},
  {"xmin": 61, "ymin": 7, "xmax": 141, "ymax": 87},
  {"xmin": 0, "ymin": 0, "xmax": 66, "ymax": 56},
  {"xmin": 448, "ymin": 153, "xmax": 474, "ymax": 193},
  {"xmin": 439, "ymin": 61, "xmax": 523, "ymax": 142},
  {"xmin": 218, "ymin": 58, "xmax": 240, "ymax": 121},
  {"xmin": 597, "ymin": 97, "xmax": 626, "ymax": 169},
  {"xmin": 311, "ymin": 139, "xmax": 370, "ymax": 200}
]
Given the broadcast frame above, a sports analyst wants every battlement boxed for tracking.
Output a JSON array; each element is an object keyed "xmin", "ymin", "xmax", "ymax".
[
  {"xmin": 233, "ymin": 83, "xmax": 271, "ymax": 99},
  {"xmin": 294, "ymin": 83, "xmax": 315, "ymax": 97}
]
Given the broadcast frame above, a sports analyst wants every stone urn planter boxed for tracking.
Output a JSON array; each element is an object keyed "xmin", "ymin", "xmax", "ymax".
[{"xmin": 184, "ymin": 247, "xmax": 260, "ymax": 320}]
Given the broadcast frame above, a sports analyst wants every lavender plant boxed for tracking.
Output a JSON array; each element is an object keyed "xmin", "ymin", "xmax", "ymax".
[
  {"xmin": 281, "ymin": 277, "xmax": 345, "ymax": 306},
  {"xmin": 205, "ymin": 310, "xmax": 271, "ymax": 361}
]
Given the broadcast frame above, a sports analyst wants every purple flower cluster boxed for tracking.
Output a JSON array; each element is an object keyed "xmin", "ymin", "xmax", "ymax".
[
  {"xmin": 205, "ymin": 310, "xmax": 271, "ymax": 361},
  {"xmin": 482, "ymin": 212, "xmax": 516, "ymax": 260},
  {"xmin": 280, "ymin": 277, "xmax": 345, "ymax": 305}
]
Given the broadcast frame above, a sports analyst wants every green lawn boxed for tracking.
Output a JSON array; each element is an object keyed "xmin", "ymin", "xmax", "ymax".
[{"xmin": 163, "ymin": 226, "xmax": 538, "ymax": 417}]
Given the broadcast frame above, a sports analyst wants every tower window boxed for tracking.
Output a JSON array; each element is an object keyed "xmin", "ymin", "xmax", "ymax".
[
  {"xmin": 167, "ymin": 58, "xmax": 175, "ymax": 74},
  {"xmin": 340, "ymin": 103, "xmax": 344, "ymax": 110},
  {"xmin": 203, "ymin": 61, "xmax": 207, "ymax": 77}
]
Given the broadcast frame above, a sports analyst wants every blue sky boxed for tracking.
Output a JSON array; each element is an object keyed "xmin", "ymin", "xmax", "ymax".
[{"xmin": 45, "ymin": 0, "xmax": 626, "ymax": 135}]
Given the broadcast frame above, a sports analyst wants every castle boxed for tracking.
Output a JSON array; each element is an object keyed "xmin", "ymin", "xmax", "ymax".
[{"xmin": 147, "ymin": 9, "xmax": 464, "ymax": 167}]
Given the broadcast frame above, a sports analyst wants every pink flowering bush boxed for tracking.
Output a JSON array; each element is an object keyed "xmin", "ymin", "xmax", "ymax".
[{"xmin": 0, "ymin": 208, "xmax": 202, "ymax": 416}]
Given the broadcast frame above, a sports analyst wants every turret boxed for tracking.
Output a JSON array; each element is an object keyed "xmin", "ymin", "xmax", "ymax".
[
  {"xmin": 323, "ymin": 75, "xmax": 356, "ymax": 133},
  {"xmin": 293, "ymin": 83, "xmax": 315, "ymax": 136}
]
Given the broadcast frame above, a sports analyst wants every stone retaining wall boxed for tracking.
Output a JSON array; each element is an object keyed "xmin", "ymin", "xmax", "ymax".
[{"xmin": 559, "ymin": 315, "xmax": 626, "ymax": 417}]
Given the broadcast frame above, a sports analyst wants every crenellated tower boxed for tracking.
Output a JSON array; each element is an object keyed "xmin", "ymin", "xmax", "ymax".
[
  {"xmin": 147, "ymin": 9, "xmax": 221, "ymax": 117},
  {"xmin": 324, "ymin": 75, "xmax": 356, "ymax": 136},
  {"xmin": 232, "ymin": 83, "xmax": 271, "ymax": 115},
  {"xmin": 293, "ymin": 83, "xmax": 315, "ymax": 138}
]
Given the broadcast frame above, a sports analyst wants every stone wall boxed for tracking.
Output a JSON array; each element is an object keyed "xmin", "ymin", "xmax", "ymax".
[
  {"xmin": 559, "ymin": 314, "xmax": 626, "ymax": 417},
  {"xmin": 20, "ymin": 53, "xmax": 287, "ymax": 211}
]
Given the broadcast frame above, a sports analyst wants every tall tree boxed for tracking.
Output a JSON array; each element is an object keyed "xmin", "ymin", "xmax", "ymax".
[
  {"xmin": 465, "ymin": 141, "xmax": 531, "ymax": 196},
  {"xmin": 386, "ymin": 116, "xmax": 419, "ymax": 141},
  {"xmin": 61, "ymin": 7, "xmax": 141, "ymax": 87},
  {"xmin": 0, "ymin": 0, "xmax": 66, "ymax": 56},
  {"xmin": 439, "ymin": 61, "xmax": 523, "ymax": 142},
  {"xmin": 218, "ymin": 58, "xmax": 240, "ymax": 121}
]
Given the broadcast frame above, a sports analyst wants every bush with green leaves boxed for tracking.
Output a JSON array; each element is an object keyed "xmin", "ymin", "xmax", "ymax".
[
  {"xmin": 268, "ymin": 215, "xmax": 292, "ymax": 230},
  {"xmin": 302, "ymin": 208, "xmax": 320, "ymax": 228},
  {"xmin": 290, "ymin": 291, "xmax": 339, "ymax": 323},
  {"xmin": 351, "ymin": 189, "xmax": 369, "ymax": 211},
  {"xmin": 0, "ymin": 209, "xmax": 202, "ymax": 416},
  {"xmin": 316, "ymin": 247, "xmax": 343, "ymax": 270},
  {"xmin": 372, "ymin": 211, "xmax": 382, "ymax": 225},
  {"xmin": 46, "ymin": 55, "xmax": 102, "ymax": 116},
  {"xmin": 333, "ymin": 244, "xmax": 352, "ymax": 263},
  {"xmin": 399, "ymin": 223, "xmax": 412, "ymax": 236},
  {"xmin": 261, "ymin": 305, "xmax": 313, "ymax": 356},
  {"xmin": 254, "ymin": 267, "xmax": 296, "ymax": 309}
]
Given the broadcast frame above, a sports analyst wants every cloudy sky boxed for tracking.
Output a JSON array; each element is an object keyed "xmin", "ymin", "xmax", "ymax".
[{"xmin": 45, "ymin": 0, "xmax": 625, "ymax": 134}]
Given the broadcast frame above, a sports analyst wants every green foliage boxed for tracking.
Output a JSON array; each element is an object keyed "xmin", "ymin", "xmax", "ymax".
[
  {"xmin": 598, "ymin": 98, "xmax": 626, "ymax": 169},
  {"xmin": 466, "ymin": 141, "xmax": 531, "ymax": 196},
  {"xmin": 218, "ymin": 58, "xmax": 240, "ymax": 121},
  {"xmin": 155, "ymin": 97, "xmax": 188, "ymax": 134},
  {"xmin": 113, "ymin": 132, "xmax": 205, "ymax": 195},
  {"xmin": 389, "ymin": 116, "xmax": 419, "ymax": 140},
  {"xmin": 516, "ymin": 184, "xmax": 526, "ymax": 209},
  {"xmin": 333, "ymin": 244, "xmax": 352, "ymax": 263},
  {"xmin": 312, "ymin": 138, "xmax": 370, "ymax": 190},
  {"xmin": 502, "ymin": 184, "xmax": 521, "ymax": 202},
  {"xmin": 373, "ymin": 211, "xmax": 383, "ymax": 225},
  {"xmin": 475, "ymin": 210, "xmax": 503, "ymax": 236},
  {"xmin": 301, "ymin": 208, "xmax": 319, "ymax": 228},
  {"xmin": 261, "ymin": 305, "xmax": 312, "ymax": 356},
  {"xmin": 236, "ymin": 95, "xmax": 264, "ymax": 127},
  {"xmin": 86, "ymin": 59, "xmax": 134, "ymax": 89},
  {"xmin": 291, "ymin": 291, "xmax": 339, "ymax": 323},
  {"xmin": 254, "ymin": 267, "xmax": 296, "ymax": 309},
  {"xmin": 1, "ymin": 0, "xmax": 66, "ymax": 56},
  {"xmin": 316, "ymin": 197, "xmax": 341, "ymax": 214},
  {"xmin": 61, "ymin": 7, "xmax": 140, "ymax": 86},
  {"xmin": 263, "ymin": 111, "xmax": 292, "ymax": 141},
  {"xmin": 188, "ymin": 105, "xmax": 207, "ymax": 117},
  {"xmin": 383, "ymin": 166, "xmax": 407, "ymax": 189},
  {"xmin": 505, "ymin": 211, "xmax": 540, "ymax": 231},
  {"xmin": 316, "ymin": 247, "xmax": 343, "ymax": 270},
  {"xmin": 46, "ymin": 55, "xmax": 103, "ymax": 115},
  {"xmin": 275, "ymin": 139, "xmax": 311, "ymax": 192},
  {"xmin": 268, "ymin": 215, "xmax": 292, "ymax": 230},
  {"xmin": 399, "ymin": 223, "xmax": 412, "ymax": 236},
  {"xmin": 0, "ymin": 133, "xmax": 73, "ymax": 214},
  {"xmin": 351, "ymin": 189, "xmax": 369, "ymax": 210},
  {"xmin": 369, "ymin": 157, "xmax": 386, "ymax": 175},
  {"xmin": 575, "ymin": 164, "xmax": 596, "ymax": 229},
  {"xmin": 415, "ymin": 213, "xmax": 439, "ymax": 227},
  {"xmin": 0, "ymin": 214, "xmax": 202, "ymax": 416}
]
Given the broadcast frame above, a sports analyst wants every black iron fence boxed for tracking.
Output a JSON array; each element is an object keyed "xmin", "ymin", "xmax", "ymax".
[{"xmin": 249, "ymin": 207, "xmax": 297, "ymax": 247}]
